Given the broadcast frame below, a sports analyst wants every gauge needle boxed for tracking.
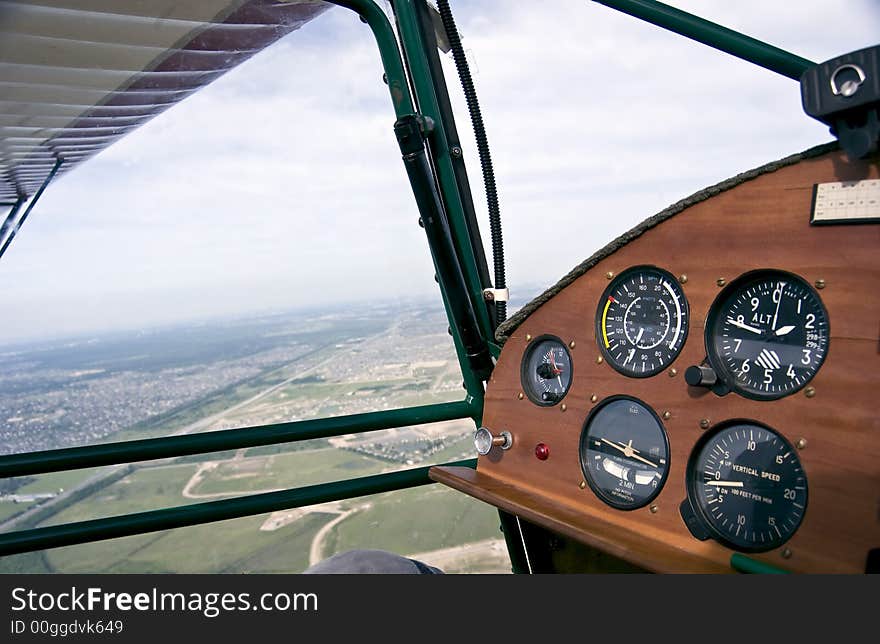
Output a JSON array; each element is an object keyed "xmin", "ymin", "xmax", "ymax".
[
  {"xmin": 601, "ymin": 438, "xmax": 658, "ymax": 468},
  {"xmin": 548, "ymin": 350, "xmax": 561, "ymax": 375},
  {"xmin": 619, "ymin": 441, "xmax": 658, "ymax": 469},
  {"xmin": 634, "ymin": 327, "xmax": 644, "ymax": 344},
  {"xmin": 771, "ymin": 282, "xmax": 785, "ymax": 331},
  {"xmin": 705, "ymin": 480, "xmax": 744, "ymax": 488},
  {"xmin": 774, "ymin": 325, "xmax": 795, "ymax": 336},
  {"xmin": 601, "ymin": 437, "xmax": 627, "ymax": 454},
  {"xmin": 623, "ymin": 348, "xmax": 635, "ymax": 365},
  {"xmin": 726, "ymin": 317, "xmax": 763, "ymax": 335}
]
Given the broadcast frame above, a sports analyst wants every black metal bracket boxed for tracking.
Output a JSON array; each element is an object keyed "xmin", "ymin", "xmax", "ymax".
[
  {"xmin": 394, "ymin": 114, "xmax": 494, "ymax": 381},
  {"xmin": 801, "ymin": 45, "xmax": 880, "ymax": 160}
]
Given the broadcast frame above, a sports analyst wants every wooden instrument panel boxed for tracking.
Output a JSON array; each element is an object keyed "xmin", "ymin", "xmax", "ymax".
[{"xmin": 432, "ymin": 146, "xmax": 880, "ymax": 573}]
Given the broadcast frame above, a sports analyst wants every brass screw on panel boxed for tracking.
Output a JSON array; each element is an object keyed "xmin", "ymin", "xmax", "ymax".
[
  {"xmin": 815, "ymin": 279, "xmax": 826, "ymax": 290},
  {"xmin": 669, "ymin": 367, "xmax": 678, "ymax": 377},
  {"xmin": 650, "ymin": 505, "xmax": 659, "ymax": 514},
  {"xmin": 561, "ymin": 403, "xmax": 567, "ymax": 412},
  {"xmin": 804, "ymin": 386, "xmax": 816, "ymax": 398},
  {"xmin": 579, "ymin": 481, "xmax": 587, "ymax": 490},
  {"xmin": 716, "ymin": 278, "xmax": 726, "ymax": 287},
  {"xmin": 605, "ymin": 271, "xmax": 614, "ymax": 280},
  {"xmin": 699, "ymin": 418, "xmax": 711, "ymax": 430},
  {"xmin": 796, "ymin": 438, "xmax": 808, "ymax": 450},
  {"xmin": 782, "ymin": 548, "xmax": 793, "ymax": 559},
  {"xmin": 517, "ymin": 392, "xmax": 524, "ymax": 400},
  {"xmin": 662, "ymin": 411, "xmax": 671, "ymax": 420},
  {"xmin": 569, "ymin": 340, "xmax": 576, "ymax": 349},
  {"xmin": 525, "ymin": 334, "xmax": 532, "ymax": 342},
  {"xmin": 590, "ymin": 394, "xmax": 598, "ymax": 403},
  {"xmin": 596, "ymin": 356, "xmax": 604, "ymax": 365},
  {"xmin": 679, "ymin": 274, "xmax": 688, "ymax": 284}
]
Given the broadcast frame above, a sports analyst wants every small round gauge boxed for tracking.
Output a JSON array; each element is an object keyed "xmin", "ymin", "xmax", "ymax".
[
  {"xmin": 520, "ymin": 335, "xmax": 573, "ymax": 406},
  {"xmin": 705, "ymin": 269, "xmax": 829, "ymax": 400},
  {"xmin": 682, "ymin": 421, "xmax": 807, "ymax": 552},
  {"xmin": 578, "ymin": 396, "xmax": 670, "ymax": 510},
  {"xmin": 596, "ymin": 266, "xmax": 688, "ymax": 378}
]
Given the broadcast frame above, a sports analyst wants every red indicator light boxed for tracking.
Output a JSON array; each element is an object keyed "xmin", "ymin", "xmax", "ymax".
[{"xmin": 535, "ymin": 443, "xmax": 550, "ymax": 460}]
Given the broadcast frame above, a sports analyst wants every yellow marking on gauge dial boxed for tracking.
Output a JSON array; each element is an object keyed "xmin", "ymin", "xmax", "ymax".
[{"xmin": 601, "ymin": 297, "xmax": 613, "ymax": 348}]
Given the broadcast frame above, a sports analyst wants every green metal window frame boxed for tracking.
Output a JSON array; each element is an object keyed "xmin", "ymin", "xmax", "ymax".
[{"xmin": 0, "ymin": 0, "xmax": 814, "ymax": 575}]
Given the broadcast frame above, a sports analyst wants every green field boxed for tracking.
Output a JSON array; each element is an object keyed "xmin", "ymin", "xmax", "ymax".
[
  {"xmin": 192, "ymin": 448, "xmax": 390, "ymax": 496},
  {"xmin": 244, "ymin": 438, "xmax": 329, "ymax": 457},
  {"xmin": 0, "ymin": 468, "xmax": 103, "ymax": 532},
  {"xmin": 35, "ymin": 509, "xmax": 337, "ymax": 573},
  {"xmin": 0, "ymin": 501, "xmax": 32, "ymax": 523},
  {"xmin": 328, "ymin": 484, "xmax": 503, "ymax": 558},
  {"xmin": 16, "ymin": 469, "xmax": 99, "ymax": 495},
  {"xmin": 20, "ymin": 462, "xmax": 328, "ymax": 573},
  {"xmin": 44, "ymin": 512, "xmax": 332, "ymax": 573},
  {"xmin": 42, "ymin": 464, "xmax": 200, "ymax": 526},
  {"xmin": 36, "ymin": 483, "xmax": 506, "ymax": 573},
  {"xmin": 0, "ymin": 453, "xmax": 507, "ymax": 573}
]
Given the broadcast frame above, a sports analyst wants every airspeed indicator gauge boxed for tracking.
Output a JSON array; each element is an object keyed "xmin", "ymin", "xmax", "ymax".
[
  {"xmin": 520, "ymin": 335, "xmax": 573, "ymax": 406},
  {"xmin": 596, "ymin": 266, "xmax": 689, "ymax": 377}
]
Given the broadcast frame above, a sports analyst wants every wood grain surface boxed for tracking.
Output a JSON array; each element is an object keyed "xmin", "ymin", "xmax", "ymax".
[{"xmin": 432, "ymin": 148, "xmax": 880, "ymax": 573}]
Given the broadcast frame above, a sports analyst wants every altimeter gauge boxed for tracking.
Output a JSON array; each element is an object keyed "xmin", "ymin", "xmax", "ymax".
[
  {"xmin": 703, "ymin": 270, "xmax": 829, "ymax": 400},
  {"xmin": 579, "ymin": 396, "xmax": 670, "ymax": 510},
  {"xmin": 596, "ymin": 266, "xmax": 688, "ymax": 377},
  {"xmin": 520, "ymin": 335, "xmax": 573, "ymax": 406},
  {"xmin": 681, "ymin": 421, "xmax": 808, "ymax": 553}
]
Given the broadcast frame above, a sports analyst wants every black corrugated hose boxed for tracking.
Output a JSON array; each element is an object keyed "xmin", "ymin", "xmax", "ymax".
[{"xmin": 436, "ymin": 0, "xmax": 507, "ymax": 323}]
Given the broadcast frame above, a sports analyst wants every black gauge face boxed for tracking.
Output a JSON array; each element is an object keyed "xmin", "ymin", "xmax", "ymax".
[
  {"xmin": 706, "ymin": 270, "xmax": 829, "ymax": 400},
  {"xmin": 520, "ymin": 336, "xmax": 572, "ymax": 406},
  {"xmin": 684, "ymin": 421, "xmax": 807, "ymax": 552},
  {"xmin": 596, "ymin": 266, "xmax": 688, "ymax": 378},
  {"xmin": 579, "ymin": 396, "xmax": 670, "ymax": 510}
]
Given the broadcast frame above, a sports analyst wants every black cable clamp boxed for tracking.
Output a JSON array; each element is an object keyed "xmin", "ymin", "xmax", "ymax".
[
  {"xmin": 393, "ymin": 114, "xmax": 434, "ymax": 156},
  {"xmin": 801, "ymin": 44, "xmax": 880, "ymax": 160}
]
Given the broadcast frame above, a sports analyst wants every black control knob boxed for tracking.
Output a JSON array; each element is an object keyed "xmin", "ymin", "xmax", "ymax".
[
  {"xmin": 535, "ymin": 363, "xmax": 555, "ymax": 379},
  {"xmin": 685, "ymin": 365, "xmax": 717, "ymax": 387}
]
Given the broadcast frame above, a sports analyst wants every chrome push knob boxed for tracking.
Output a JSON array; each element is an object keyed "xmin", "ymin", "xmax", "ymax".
[{"xmin": 474, "ymin": 427, "xmax": 512, "ymax": 455}]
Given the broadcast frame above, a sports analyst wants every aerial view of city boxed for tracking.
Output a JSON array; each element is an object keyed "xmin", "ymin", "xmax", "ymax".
[{"xmin": 0, "ymin": 301, "xmax": 512, "ymax": 574}]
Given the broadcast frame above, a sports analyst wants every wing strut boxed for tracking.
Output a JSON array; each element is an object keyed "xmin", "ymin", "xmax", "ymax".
[{"xmin": 0, "ymin": 158, "xmax": 63, "ymax": 261}]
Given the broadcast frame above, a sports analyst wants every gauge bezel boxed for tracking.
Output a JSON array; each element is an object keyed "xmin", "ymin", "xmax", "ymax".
[
  {"xmin": 519, "ymin": 334, "xmax": 573, "ymax": 407},
  {"xmin": 595, "ymin": 265, "xmax": 689, "ymax": 379},
  {"xmin": 578, "ymin": 395, "xmax": 670, "ymax": 511},
  {"xmin": 684, "ymin": 419, "xmax": 808, "ymax": 553},
  {"xmin": 704, "ymin": 269, "xmax": 830, "ymax": 401}
]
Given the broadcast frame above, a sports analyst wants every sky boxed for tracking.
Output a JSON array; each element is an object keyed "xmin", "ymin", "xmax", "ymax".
[{"xmin": 1, "ymin": 0, "xmax": 878, "ymax": 344}]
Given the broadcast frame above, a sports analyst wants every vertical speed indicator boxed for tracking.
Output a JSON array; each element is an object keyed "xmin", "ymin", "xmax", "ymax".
[
  {"xmin": 596, "ymin": 266, "xmax": 689, "ymax": 378},
  {"xmin": 681, "ymin": 421, "xmax": 808, "ymax": 553}
]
